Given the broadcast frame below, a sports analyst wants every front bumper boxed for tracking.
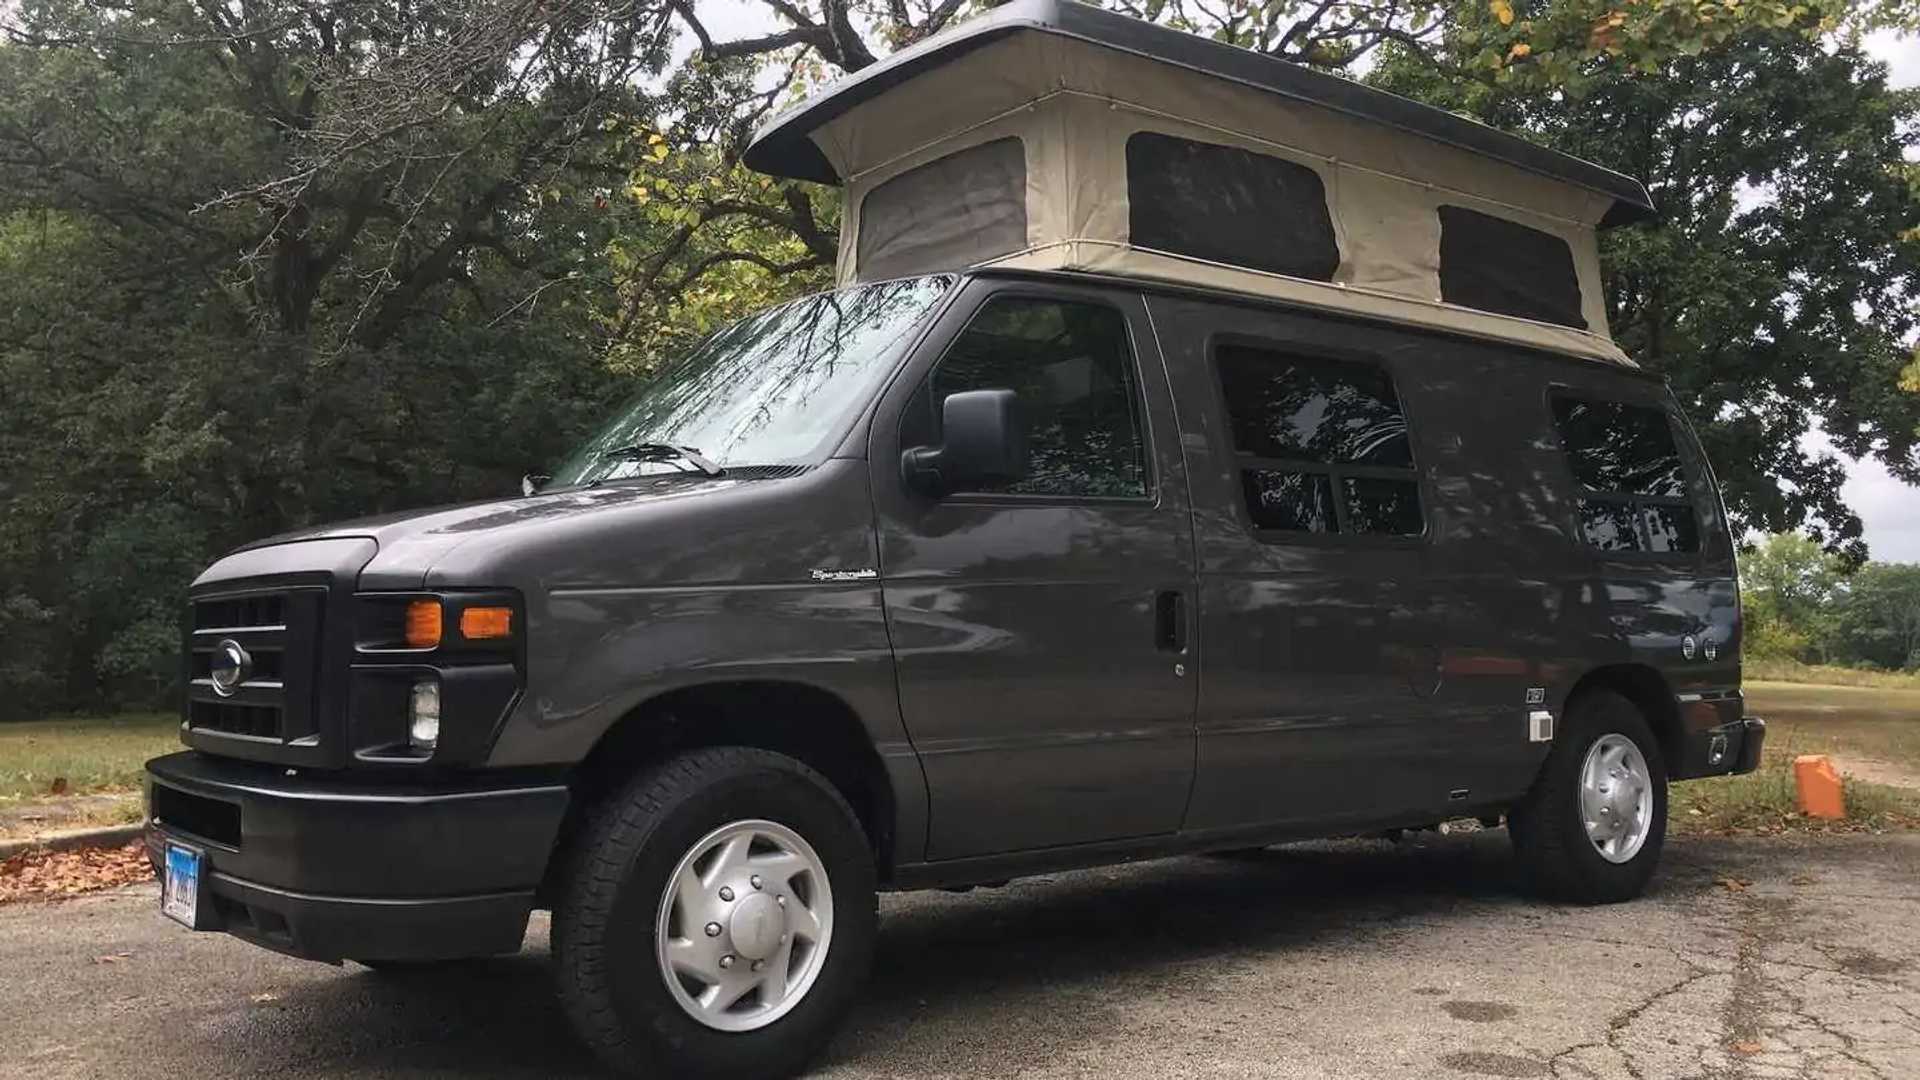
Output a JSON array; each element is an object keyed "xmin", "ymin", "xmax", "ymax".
[{"xmin": 145, "ymin": 751, "xmax": 568, "ymax": 963}]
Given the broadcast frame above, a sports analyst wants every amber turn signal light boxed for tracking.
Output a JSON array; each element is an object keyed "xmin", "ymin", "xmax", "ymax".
[
  {"xmin": 404, "ymin": 599, "xmax": 443, "ymax": 648},
  {"xmin": 459, "ymin": 606, "xmax": 513, "ymax": 641}
]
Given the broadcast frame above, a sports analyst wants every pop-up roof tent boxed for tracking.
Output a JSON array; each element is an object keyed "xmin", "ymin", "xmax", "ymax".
[{"xmin": 745, "ymin": 0, "xmax": 1655, "ymax": 365}]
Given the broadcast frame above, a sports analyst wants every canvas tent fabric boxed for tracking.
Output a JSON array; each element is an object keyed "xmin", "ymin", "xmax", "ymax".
[{"xmin": 745, "ymin": 0, "xmax": 1655, "ymax": 367}]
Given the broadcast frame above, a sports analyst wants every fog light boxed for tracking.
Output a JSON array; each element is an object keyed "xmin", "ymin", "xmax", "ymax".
[
  {"xmin": 409, "ymin": 680, "xmax": 441, "ymax": 751},
  {"xmin": 1708, "ymin": 732, "xmax": 1730, "ymax": 766}
]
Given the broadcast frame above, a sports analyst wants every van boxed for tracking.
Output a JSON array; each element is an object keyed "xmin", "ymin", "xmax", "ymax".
[{"xmin": 145, "ymin": 2, "xmax": 1765, "ymax": 1077}]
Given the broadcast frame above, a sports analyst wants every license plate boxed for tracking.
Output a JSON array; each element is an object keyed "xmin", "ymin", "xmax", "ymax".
[{"xmin": 161, "ymin": 843, "xmax": 202, "ymax": 928}]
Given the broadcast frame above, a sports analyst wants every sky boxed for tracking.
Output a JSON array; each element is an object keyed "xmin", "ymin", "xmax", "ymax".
[{"xmin": 688, "ymin": 7, "xmax": 1920, "ymax": 560}]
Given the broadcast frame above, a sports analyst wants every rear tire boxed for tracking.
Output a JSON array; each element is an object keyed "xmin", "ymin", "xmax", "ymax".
[
  {"xmin": 1509, "ymin": 689, "xmax": 1667, "ymax": 904},
  {"xmin": 553, "ymin": 747, "xmax": 876, "ymax": 1080}
]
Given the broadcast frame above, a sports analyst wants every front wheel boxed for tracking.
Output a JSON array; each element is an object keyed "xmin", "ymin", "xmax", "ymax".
[
  {"xmin": 1509, "ymin": 690, "xmax": 1668, "ymax": 904},
  {"xmin": 553, "ymin": 747, "xmax": 876, "ymax": 1080}
]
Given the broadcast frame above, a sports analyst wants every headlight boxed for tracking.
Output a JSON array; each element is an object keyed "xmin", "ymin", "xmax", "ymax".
[{"xmin": 409, "ymin": 680, "xmax": 441, "ymax": 751}]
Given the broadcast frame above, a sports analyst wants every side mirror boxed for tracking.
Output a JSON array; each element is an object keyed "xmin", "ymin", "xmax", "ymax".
[
  {"xmin": 521, "ymin": 473, "xmax": 551, "ymax": 497},
  {"xmin": 902, "ymin": 389, "xmax": 1028, "ymax": 497}
]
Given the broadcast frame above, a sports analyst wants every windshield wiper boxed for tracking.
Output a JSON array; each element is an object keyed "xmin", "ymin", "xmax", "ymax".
[{"xmin": 598, "ymin": 443, "xmax": 725, "ymax": 478}]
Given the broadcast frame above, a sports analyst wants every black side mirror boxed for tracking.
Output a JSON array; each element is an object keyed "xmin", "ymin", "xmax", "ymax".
[{"xmin": 902, "ymin": 389, "xmax": 1028, "ymax": 496}]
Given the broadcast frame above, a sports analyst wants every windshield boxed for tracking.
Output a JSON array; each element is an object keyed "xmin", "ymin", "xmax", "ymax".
[{"xmin": 548, "ymin": 275, "xmax": 956, "ymax": 487}]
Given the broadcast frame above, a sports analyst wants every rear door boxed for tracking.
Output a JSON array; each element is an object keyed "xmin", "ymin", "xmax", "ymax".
[
  {"xmin": 870, "ymin": 278, "xmax": 1198, "ymax": 861},
  {"xmin": 1146, "ymin": 295, "xmax": 1451, "ymax": 831}
]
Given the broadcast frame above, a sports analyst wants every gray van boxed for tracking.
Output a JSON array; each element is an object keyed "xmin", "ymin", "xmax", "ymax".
[{"xmin": 145, "ymin": 3, "xmax": 1765, "ymax": 1077}]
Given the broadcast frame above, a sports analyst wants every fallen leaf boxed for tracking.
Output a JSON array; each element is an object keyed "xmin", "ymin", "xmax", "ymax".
[
  {"xmin": 250, "ymin": 991, "xmax": 281, "ymax": 1005},
  {"xmin": 1731, "ymin": 1040, "xmax": 1764, "ymax": 1055},
  {"xmin": 1715, "ymin": 876, "xmax": 1753, "ymax": 892},
  {"xmin": 1790, "ymin": 874, "xmax": 1817, "ymax": 886},
  {"xmin": 48, "ymin": 776, "xmax": 68, "ymax": 796},
  {"xmin": 0, "ymin": 842, "xmax": 154, "ymax": 904}
]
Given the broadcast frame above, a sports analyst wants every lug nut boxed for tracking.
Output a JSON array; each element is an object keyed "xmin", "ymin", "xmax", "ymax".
[
  {"xmin": 719, "ymin": 954, "xmax": 735, "ymax": 969},
  {"xmin": 704, "ymin": 922, "xmax": 722, "ymax": 938},
  {"xmin": 751, "ymin": 960, "xmax": 764, "ymax": 972},
  {"xmin": 750, "ymin": 875, "xmax": 763, "ymax": 890},
  {"xmin": 719, "ymin": 886, "xmax": 734, "ymax": 902},
  {"xmin": 775, "ymin": 894, "xmax": 786, "ymax": 907}
]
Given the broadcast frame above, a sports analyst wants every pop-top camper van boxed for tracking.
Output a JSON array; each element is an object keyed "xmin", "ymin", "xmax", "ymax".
[{"xmin": 144, "ymin": 2, "xmax": 1762, "ymax": 1076}]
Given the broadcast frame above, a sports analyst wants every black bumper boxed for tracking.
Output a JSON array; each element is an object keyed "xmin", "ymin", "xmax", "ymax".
[
  {"xmin": 1731, "ymin": 716, "xmax": 1766, "ymax": 774},
  {"xmin": 145, "ymin": 751, "xmax": 569, "ymax": 963}
]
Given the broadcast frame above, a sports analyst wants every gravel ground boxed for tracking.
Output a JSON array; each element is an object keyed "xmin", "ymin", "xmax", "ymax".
[{"xmin": 2, "ymin": 831, "xmax": 1915, "ymax": 1079}]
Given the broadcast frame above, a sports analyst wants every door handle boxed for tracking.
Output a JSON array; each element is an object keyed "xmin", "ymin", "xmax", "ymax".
[{"xmin": 1154, "ymin": 590, "xmax": 1186, "ymax": 652}]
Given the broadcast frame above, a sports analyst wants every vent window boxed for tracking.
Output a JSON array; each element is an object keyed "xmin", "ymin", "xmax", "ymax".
[
  {"xmin": 1126, "ymin": 132, "xmax": 1339, "ymax": 282},
  {"xmin": 1438, "ymin": 205, "xmax": 1586, "ymax": 328},
  {"xmin": 859, "ymin": 138, "xmax": 1027, "ymax": 280}
]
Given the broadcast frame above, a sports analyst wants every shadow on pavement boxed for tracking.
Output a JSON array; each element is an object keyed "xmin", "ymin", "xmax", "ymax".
[{"xmin": 197, "ymin": 832, "xmax": 1712, "ymax": 1077}]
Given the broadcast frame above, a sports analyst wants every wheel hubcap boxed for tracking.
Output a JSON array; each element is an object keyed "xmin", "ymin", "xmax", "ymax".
[
  {"xmin": 1579, "ymin": 734, "xmax": 1654, "ymax": 864},
  {"xmin": 654, "ymin": 819, "xmax": 833, "ymax": 1032}
]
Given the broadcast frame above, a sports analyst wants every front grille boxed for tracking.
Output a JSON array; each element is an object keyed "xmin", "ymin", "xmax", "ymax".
[
  {"xmin": 189, "ymin": 700, "xmax": 281, "ymax": 739},
  {"xmin": 185, "ymin": 585, "xmax": 324, "ymax": 749},
  {"xmin": 194, "ymin": 594, "xmax": 286, "ymax": 632}
]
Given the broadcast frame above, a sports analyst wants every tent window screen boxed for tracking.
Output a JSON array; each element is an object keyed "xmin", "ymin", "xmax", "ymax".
[
  {"xmin": 1126, "ymin": 132, "xmax": 1338, "ymax": 281},
  {"xmin": 1438, "ymin": 206, "xmax": 1586, "ymax": 328},
  {"xmin": 1551, "ymin": 395, "xmax": 1698, "ymax": 555},
  {"xmin": 858, "ymin": 138, "xmax": 1027, "ymax": 280},
  {"xmin": 1215, "ymin": 344, "xmax": 1422, "ymax": 537}
]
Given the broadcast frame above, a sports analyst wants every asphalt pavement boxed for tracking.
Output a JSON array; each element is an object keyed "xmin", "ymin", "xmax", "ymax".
[{"xmin": 3, "ymin": 831, "xmax": 1916, "ymax": 1079}]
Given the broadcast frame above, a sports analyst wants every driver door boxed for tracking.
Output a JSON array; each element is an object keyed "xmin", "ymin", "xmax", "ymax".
[{"xmin": 870, "ymin": 279, "xmax": 1198, "ymax": 861}]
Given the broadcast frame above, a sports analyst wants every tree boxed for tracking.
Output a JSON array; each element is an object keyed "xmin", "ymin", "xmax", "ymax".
[
  {"xmin": 1739, "ymin": 532, "xmax": 1847, "ymax": 660},
  {"xmin": 0, "ymin": 1, "xmax": 654, "ymax": 715},
  {"xmin": 1830, "ymin": 562, "xmax": 1920, "ymax": 670}
]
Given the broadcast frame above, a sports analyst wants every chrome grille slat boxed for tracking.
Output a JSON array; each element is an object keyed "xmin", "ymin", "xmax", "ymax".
[{"xmin": 185, "ymin": 586, "xmax": 323, "ymax": 747}]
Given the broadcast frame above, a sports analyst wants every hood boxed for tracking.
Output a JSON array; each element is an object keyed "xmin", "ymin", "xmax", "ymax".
[{"xmin": 237, "ymin": 472, "xmax": 782, "ymax": 591}]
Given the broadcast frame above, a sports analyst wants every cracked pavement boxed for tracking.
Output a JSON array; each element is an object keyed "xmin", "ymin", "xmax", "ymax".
[{"xmin": 2, "ymin": 831, "xmax": 1915, "ymax": 1079}]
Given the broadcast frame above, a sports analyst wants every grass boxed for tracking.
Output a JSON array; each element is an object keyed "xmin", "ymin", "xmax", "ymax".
[
  {"xmin": 0, "ymin": 713, "xmax": 179, "ymax": 803},
  {"xmin": 1670, "ymin": 681, "xmax": 1920, "ymax": 835},
  {"xmin": 1743, "ymin": 656, "xmax": 1920, "ymax": 691}
]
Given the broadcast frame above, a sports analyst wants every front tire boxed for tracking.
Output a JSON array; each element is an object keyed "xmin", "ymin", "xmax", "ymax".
[
  {"xmin": 1509, "ymin": 690, "xmax": 1668, "ymax": 904},
  {"xmin": 554, "ymin": 747, "xmax": 877, "ymax": 1080}
]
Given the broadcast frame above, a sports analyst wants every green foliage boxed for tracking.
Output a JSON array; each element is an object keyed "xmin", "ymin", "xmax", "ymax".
[
  {"xmin": 1742, "ymin": 533, "xmax": 1920, "ymax": 670},
  {"xmin": 1829, "ymin": 562, "xmax": 1920, "ymax": 669},
  {"xmin": 1741, "ymin": 532, "xmax": 1846, "ymax": 659}
]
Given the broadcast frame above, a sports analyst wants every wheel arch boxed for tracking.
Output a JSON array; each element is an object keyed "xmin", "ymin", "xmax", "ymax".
[
  {"xmin": 1563, "ymin": 663, "xmax": 1682, "ymax": 770},
  {"xmin": 540, "ymin": 679, "xmax": 901, "ymax": 904}
]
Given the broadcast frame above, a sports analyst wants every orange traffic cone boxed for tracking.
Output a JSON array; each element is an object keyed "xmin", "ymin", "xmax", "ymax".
[{"xmin": 1793, "ymin": 755, "xmax": 1846, "ymax": 820}]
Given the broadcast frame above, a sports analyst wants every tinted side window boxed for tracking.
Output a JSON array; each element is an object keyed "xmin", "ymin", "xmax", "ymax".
[
  {"xmin": 1216, "ymin": 345, "xmax": 1422, "ymax": 537},
  {"xmin": 1438, "ymin": 206, "xmax": 1586, "ymax": 329},
  {"xmin": 905, "ymin": 297, "xmax": 1149, "ymax": 498},
  {"xmin": 1126, "ymin": 133, "xmax": 1339, "ymax": 282},
  {"xmin": 1551, "ymin": 396, "xmax": 1698, "ymax": 554}
]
